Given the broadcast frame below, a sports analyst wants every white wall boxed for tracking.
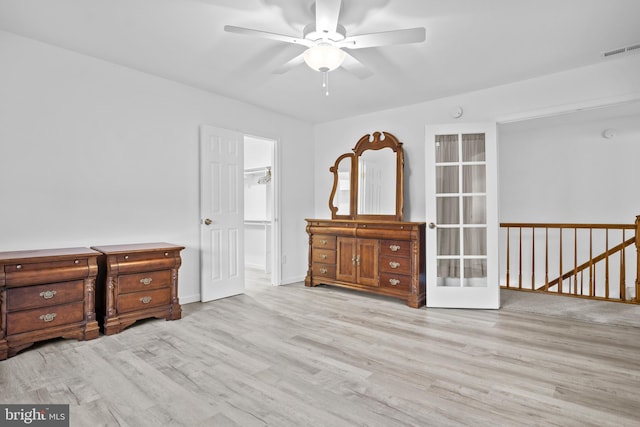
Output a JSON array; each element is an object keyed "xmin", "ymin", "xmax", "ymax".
[
  {"xmin": 0, "ymin": 31, "xmax": 314, "ymax": 302},
  {"xmin": 499, "ymin": 102, "xmax": 640, "ymax": 223},
  {"xmin": 312, "ymin": 54, "xmax": 640, "ymax": 223}
]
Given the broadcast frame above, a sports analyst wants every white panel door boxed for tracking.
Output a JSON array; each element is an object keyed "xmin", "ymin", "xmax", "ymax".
[
  {"xmin": 425, "ymin": 123, "xmax": 499, "ymax": 308},
  {"xmin": 200, "ymin": 125, "xmax": 244, "ymax": 302}
]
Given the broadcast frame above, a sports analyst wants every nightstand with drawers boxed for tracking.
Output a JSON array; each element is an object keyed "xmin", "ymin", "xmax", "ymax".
[
  {"xmin": 0, "ymin": 247, "xmax": 101, "ymax": 360},
  {"xmin": 91, "ymin": 242, "xmax": 184, "ymax": 335}
]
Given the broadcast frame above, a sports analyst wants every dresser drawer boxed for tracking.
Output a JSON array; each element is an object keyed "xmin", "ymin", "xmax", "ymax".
[
  {"xmin": 7, "ymin": 301, "xmax": 85, "ymax": 336},
  {"xmin": 311, "ymin": 235, "xmax": 337, "ymax": 250},
  {"xmin": 379, "ymin": 256, "xmax": 411, "ymax": 275},
  {"xmin": 118, "ymin": 270, "xmax": 171, "ymax": 294},
  {"xmin": 312, "ymin": 249, "xmax": 336, "ymax": 264},
  {"xmin": 7, "ymin": 280, "xmax": 84, "ymax": 312},
  {"xmin": 4, "ymin": 258, "xmax": 90, "ymax": 287},
  {"xmin": 379, "ymin": 273, "xmax": 411, "ymax": 292},
  {"xmin": 311, "ymin": 263, "xmax": 336, "ymax": 279},
  {"xmin": 114, "ymin": 251, "xmax": 179, "ymax": 274},
  {"xmin": 117, "ymin": 287, "xmax": 171, "ymax": 314},
  {"xmin": 380, "ymin": 240, "xmax": 411, "ymax": 258}
]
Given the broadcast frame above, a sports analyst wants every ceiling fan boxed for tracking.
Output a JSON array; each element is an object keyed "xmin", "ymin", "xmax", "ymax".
[{"xmin": 224, "ymin": 0, "xmax": 426, "ymax": 95}]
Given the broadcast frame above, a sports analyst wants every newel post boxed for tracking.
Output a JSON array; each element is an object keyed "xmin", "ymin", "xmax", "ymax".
[{"xmin": 635, "ymin": 215, "xmax": 640, "ymax": 303}]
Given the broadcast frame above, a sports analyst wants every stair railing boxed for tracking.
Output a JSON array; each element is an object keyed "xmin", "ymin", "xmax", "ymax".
[{"xmin": 500, "ymin": 215, "xmax": 639, "ymax": 303}]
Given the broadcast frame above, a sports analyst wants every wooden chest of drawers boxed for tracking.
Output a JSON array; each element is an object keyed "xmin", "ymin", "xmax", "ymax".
[
  {"xmin": 305, "ymin": 220, "xmax": 426, "ymax": 308},
  {"xmin": 0, "ymin": 247, "xmax": 101, "ymax": 360},
  {"xmin": 92, "ymin": 243, "xmax": 184, "ymax": 335}
]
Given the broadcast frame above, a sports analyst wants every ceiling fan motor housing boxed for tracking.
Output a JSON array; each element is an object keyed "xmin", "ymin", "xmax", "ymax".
[{"xmin": 303, "ymin": 23, "xmax": 347, "ymax": 43}]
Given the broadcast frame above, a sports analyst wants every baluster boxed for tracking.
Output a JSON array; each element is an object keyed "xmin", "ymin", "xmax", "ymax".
[
  {"xmin": 558, "ymin": 227, "xmax": 563, "ymax": 294},
  {"xmin": 531, "ymin": 227, "xmax": 535, "ymax": 290},
  {"xmin": 544, "ymin": 227, "xmax": 549, "ymax": 290},
  {"xmin": 589, "ymin": 228, "xmax": 594, "ymax": 297},
  {"xmin": 573, "ymin": 228, "xmax": 578, "ymax": 295},
  {"xmin": 605, "ymin": 228, "xmax": 610, "ymax": 299},
  {"xmin": 519, "ymin": 227, "xmax": 523, "ymax": 289},
  {"xmin": 620, "ymin": 229, "xmax": 626, "ymax": 301},
  {"xmin": 635, "ymin": 215, "xmax": 640, "ymax": 303},
  {"xmin": 506, "ymin": 227, "xmax": 510, "ymax": 288}
]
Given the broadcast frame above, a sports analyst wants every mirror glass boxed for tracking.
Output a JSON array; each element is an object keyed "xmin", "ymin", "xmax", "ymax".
[
  {"xmin": 334, "ymin": 156, "xmax": 352, "ymax": 215},
  {"xmin": 357, "ymin": 147, "xmax": 396, "ymax": 215}
]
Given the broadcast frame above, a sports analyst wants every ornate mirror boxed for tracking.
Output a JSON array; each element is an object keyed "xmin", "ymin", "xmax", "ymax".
[
  {"xmin": 329, "ymin": 131, "xmax": 404, "ymax": 221},
  {"xmin": 328, "ymin": 153, "xmax": 355, "ymax": 218}
]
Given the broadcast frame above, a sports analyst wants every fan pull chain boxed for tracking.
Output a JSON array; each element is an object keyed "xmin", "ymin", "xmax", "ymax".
[{"xmin": 322, "ymin": 71, "xmax": 329, "ymax": 96}]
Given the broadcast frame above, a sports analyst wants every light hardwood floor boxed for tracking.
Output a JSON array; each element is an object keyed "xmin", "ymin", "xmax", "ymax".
[{"xmin": 1, "ymin": 281, "xmax": 640, "ymax": 426}]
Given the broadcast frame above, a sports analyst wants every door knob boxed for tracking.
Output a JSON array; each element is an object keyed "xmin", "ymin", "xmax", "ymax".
[
  {"xmin": 428, "ymin": 222, "xmax": 436, "ymax": 229},
  {"xmin": 204, "ymin": 218, "xmax": 213, "ymax": 225}
]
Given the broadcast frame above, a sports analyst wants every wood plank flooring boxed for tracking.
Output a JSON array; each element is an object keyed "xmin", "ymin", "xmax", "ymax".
[{"xmin": 1, "ymin": 281, "xmax": 640, "ymax": 426}]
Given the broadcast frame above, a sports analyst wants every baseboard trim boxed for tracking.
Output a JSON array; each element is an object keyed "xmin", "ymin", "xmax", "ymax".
[
  {"xmin": 280, "ymin": 275, "xmax": 306, "ymax": 285},
  {"xmin": 180, "ymin": 294, "xmax": 201, "ymax": 304}
]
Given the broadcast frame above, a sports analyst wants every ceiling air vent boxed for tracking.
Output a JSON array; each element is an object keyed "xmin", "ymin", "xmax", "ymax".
[{"xmin": 602, "ymin": 43, "xmax": 640, "ymax": 58}]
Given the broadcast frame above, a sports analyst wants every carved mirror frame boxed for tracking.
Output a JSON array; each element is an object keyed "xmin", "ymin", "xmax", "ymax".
[{"xmin": 329, "ymin": 131, "xmax": 404, "ymax": 221}]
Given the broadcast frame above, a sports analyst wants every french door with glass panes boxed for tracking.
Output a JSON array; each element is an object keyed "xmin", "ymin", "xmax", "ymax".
[{"xmin": 425, "ymin": 123, "xmax": 499, "ymax": 308}]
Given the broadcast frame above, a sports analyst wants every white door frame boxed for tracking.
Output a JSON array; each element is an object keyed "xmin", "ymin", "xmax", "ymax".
[
  {"xmin": 244, "ymin": 133, "xmax": 282, "ymax": 286},
  {"xmin": 199, "ymin": 126, "xmax": 282, "ymax": 302}
]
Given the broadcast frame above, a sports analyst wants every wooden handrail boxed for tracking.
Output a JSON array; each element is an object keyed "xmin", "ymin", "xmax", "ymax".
[
  {"xmin": 501, "ymin": 222, "xmax": 635, "ymax": 230},
  {"xmin": 541, "ymin": 236, "xmax": 636, "ymax": 290}
]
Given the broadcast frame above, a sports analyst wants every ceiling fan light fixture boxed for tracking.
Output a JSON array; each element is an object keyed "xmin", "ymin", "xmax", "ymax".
[{"xmin": 303, "ymin": 44, "xmax": 346, "ymax": 72}]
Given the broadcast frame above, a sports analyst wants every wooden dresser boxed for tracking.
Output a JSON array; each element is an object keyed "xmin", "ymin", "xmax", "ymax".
[
  {"xmin": 0, "ymin": 247, "xmax": 101, "ymax": 360},
  {"xmin": 91, "ymin": 243, "xmax": 184, "ymax": 335},
  {"xmin": 305, "ymin": 219, "xmax": 426, "ymax": 308}
]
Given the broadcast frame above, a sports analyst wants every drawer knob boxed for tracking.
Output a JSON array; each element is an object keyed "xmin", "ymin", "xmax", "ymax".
[
  {"xmin": 74, "ymin": 259, "xmax": 80, "ymax": 264},
  {"xmin": 164, "ymin": 252, "xmax": 169, "ymax": 256},
  {"xmin": 16, "ymin": 264, "xmax": 22, "ymax": 270},
  {"xmin": 39, "ymin": 313, "xmax": 57, "ymax": 322},
  {"xmin": 140, "ymin": 296, "xmax": 152, "ymax": 304},
  {"xmin": 140, "ymin": 277, "xmax": 153, "ymax": 285},
  {"xmin": 319, "ymin": 268, "xmax": 328, "ymax": 274},
  {"xmin": 389, "ymin": 245, "xmax": 401, "ymax": 252},
  {"xmin": 389, "ymin": 278, "xmax": 400, "ymax": 286},
  {"xmin": 321, "ymin": 254, "xmax": 327, "ymax": 260},
  {"xmin": 389, "ymin": 261, "xmax": 401, "ymax": 269},
  {"xmin": 124, "ymin": 255, "xmax": 129, "ymax": 260},
  {"xmin": 40, "ymin": 290, "xmax": 57, "ymax": 299},
  {"xmin": 320, "ymin": 239, "xmax": 328, "ymax": 245}
]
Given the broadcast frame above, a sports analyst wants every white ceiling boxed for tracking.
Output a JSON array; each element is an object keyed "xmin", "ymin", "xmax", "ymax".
[{"xmin": 1, "ymin": 0, "xmax": 639, "ymax": 123}]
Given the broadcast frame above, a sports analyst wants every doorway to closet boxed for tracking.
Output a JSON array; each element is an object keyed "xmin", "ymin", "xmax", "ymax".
[{"xmin": 244, "ymin": 135, "xmax": 278, "ymax": 290}]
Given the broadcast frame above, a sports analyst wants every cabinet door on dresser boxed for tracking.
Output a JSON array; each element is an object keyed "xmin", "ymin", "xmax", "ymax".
[
  {"xmin": 336, "ymin": 237, "xmax": 378, "ymax": 287},
  {"xmin": 357, "ymin": 239, "xmax": 378, "ymax": 286},
  {"xmin": 336, "ymin": 237, "xmax": 356, "ymax": 282}
]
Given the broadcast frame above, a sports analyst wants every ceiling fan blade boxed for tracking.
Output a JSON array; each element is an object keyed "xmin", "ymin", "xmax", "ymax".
[
  {"xmin": 340, "ymin": 52, "xmax": 374, "ymax": 79},
  {"xmin": 339, "ymin": 27, "xmax": 426, "ymax": 49},
  {"xmin": 315, "ymin": 0, "xmax": 342, "ymax": 34},
  {"xmin": 224, "ymin": 25, "xmax": 313, "ymax": 47},
  {"xmin": 272, "ymin": 53, "xmax": 306, "ymax": 74}
]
